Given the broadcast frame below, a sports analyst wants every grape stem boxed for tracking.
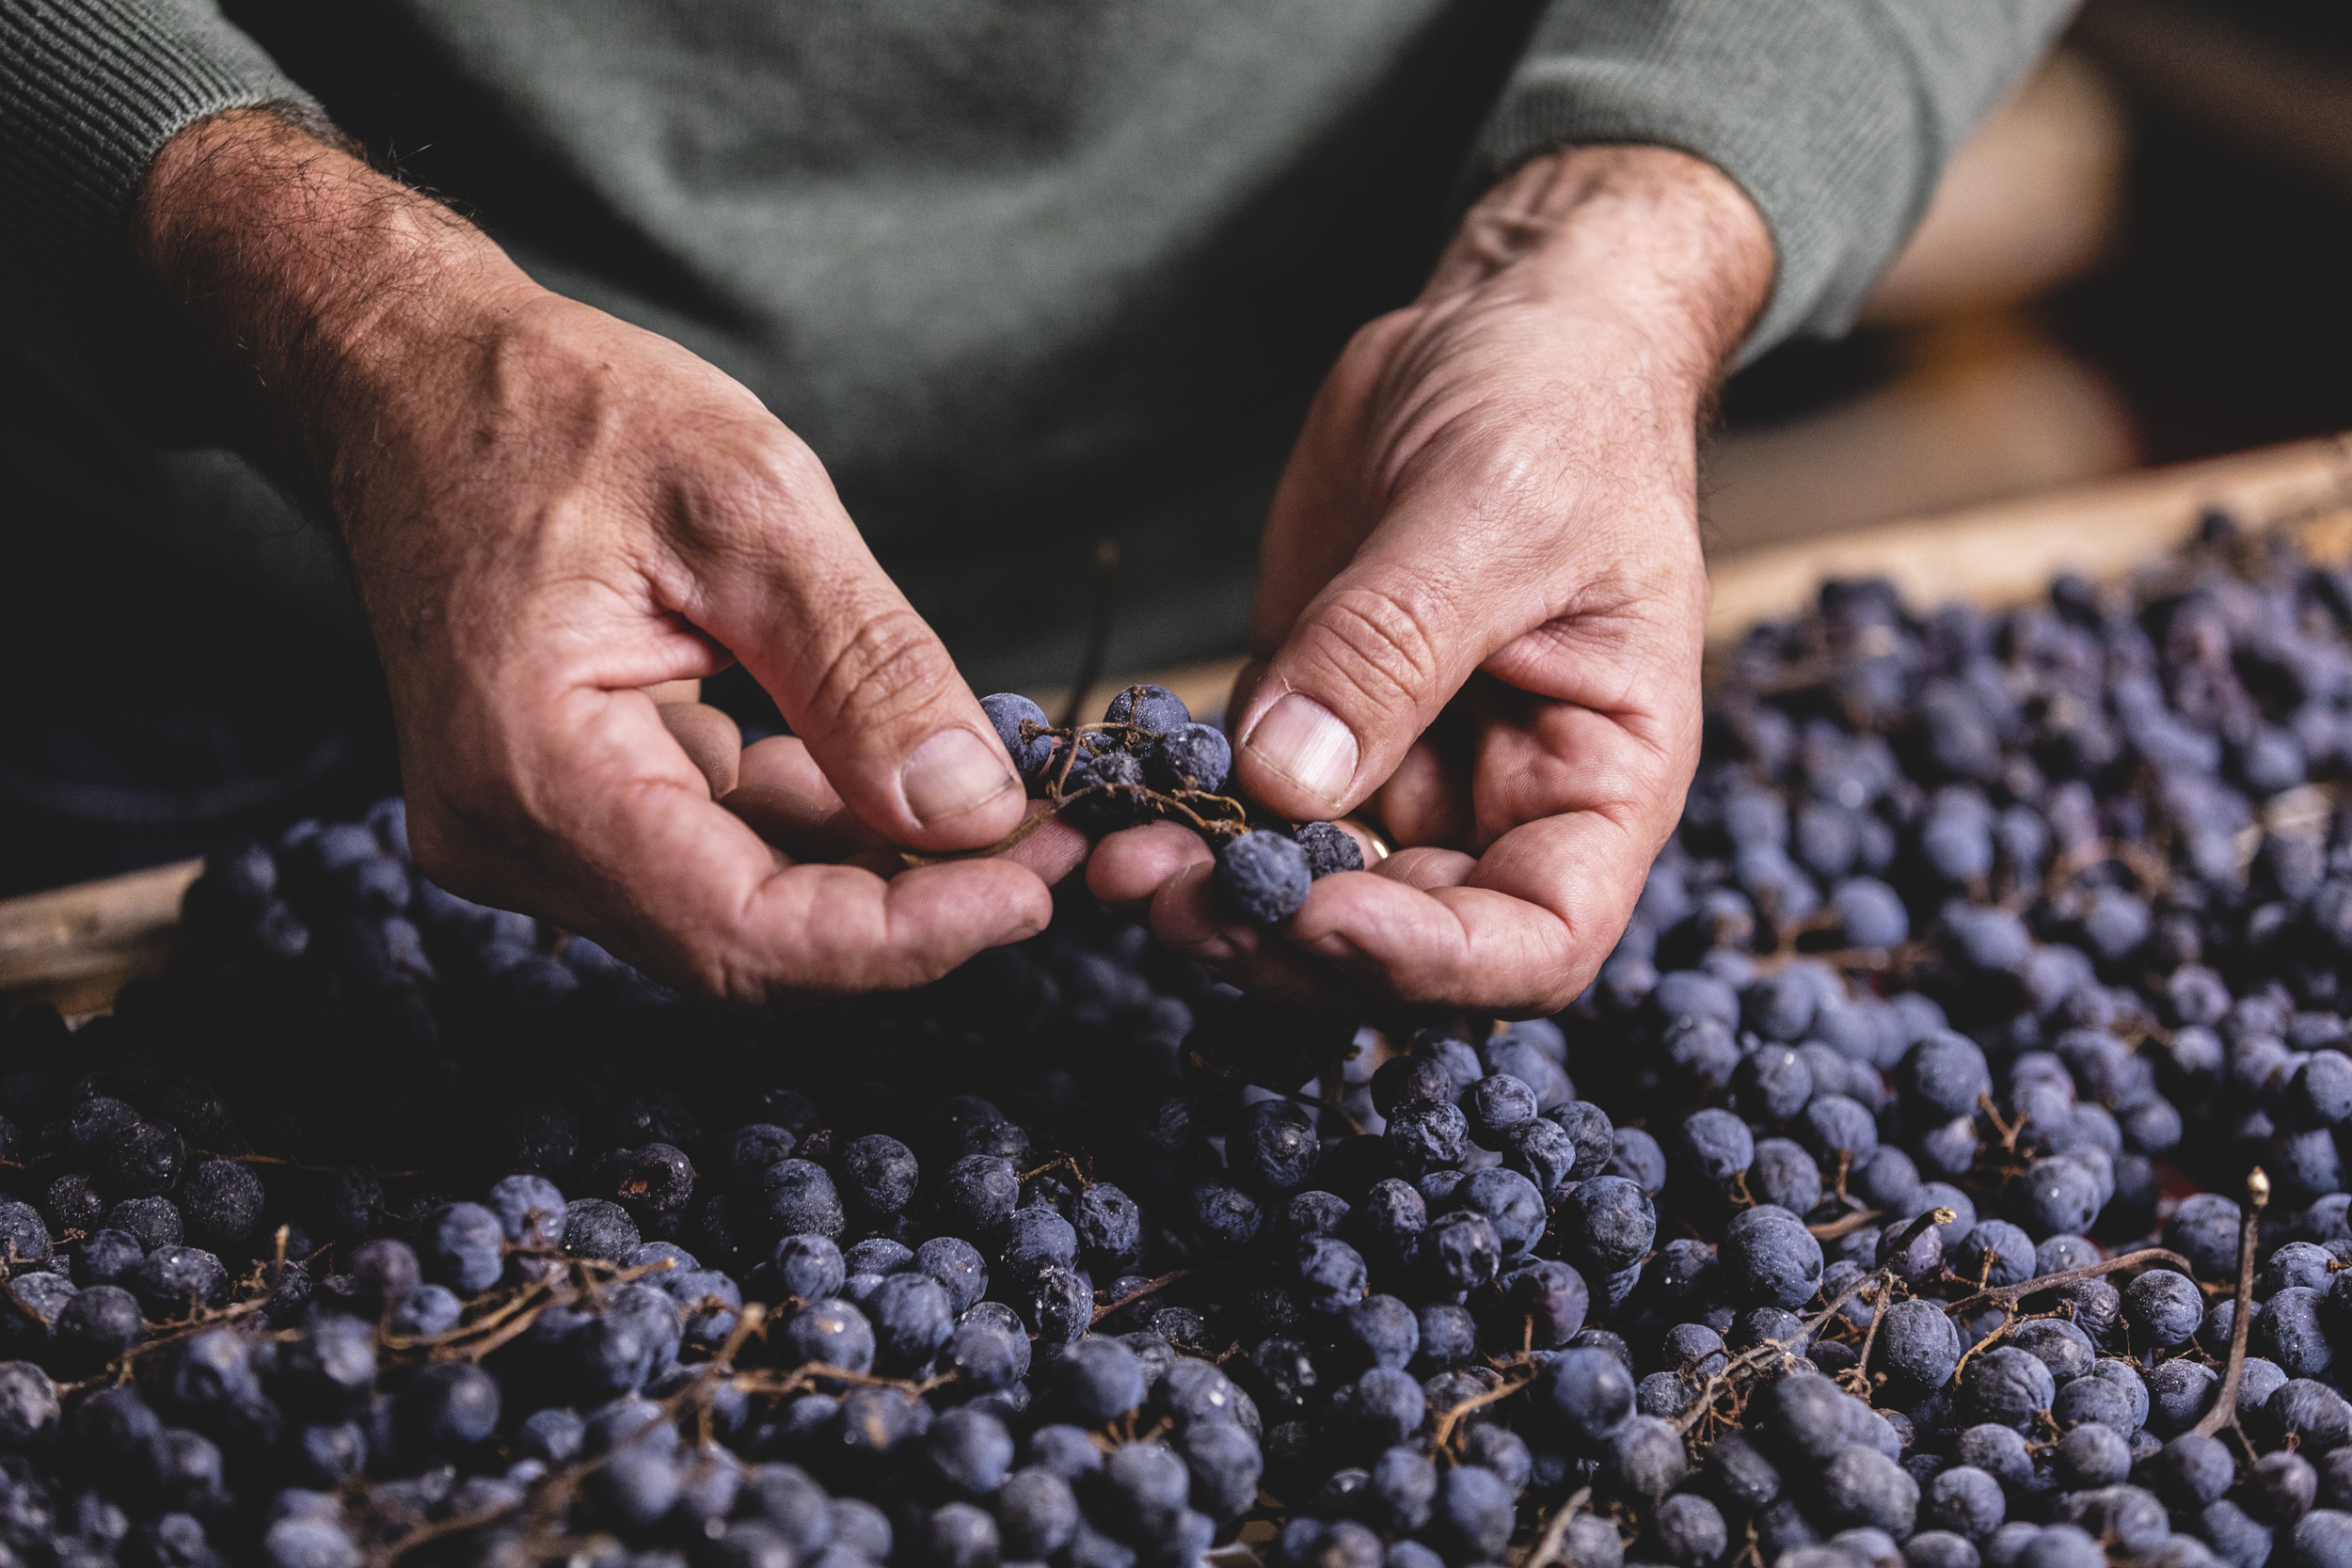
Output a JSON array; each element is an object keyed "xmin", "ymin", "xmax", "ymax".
[
  {"xmin": 367, "ymin": 1300, "xmax": 770, "ymax": 1565},
  {"xmin": 1836, "ymin": 1274, "xmax": 1895, "ymax": 1403},
  {"xmin": 1517, "ymin": 1484, "xmax": 1595, "ymax": 1568},
  {"xmin": 1806, "ymin": 1206, "xmax": 1887, "ymax": 1242},
  {"xmin": 1427, "ymin": 1356, "xmax": 1542, "ymax": 1452},
  {"xmin": 1090, "ymin": 1268, "xmax": 1197, "ymax": 1325},
  {"xmin": 206, "ymin": 1149, "xmax": 428, "ymax": 1179},
  {"xmin": 899, "ymin": 720, "xmax": 1254, "ymax": 868},
  {"xmin": 729, "ymin": 1361, "xmax": 962, "ymax": 1399},
  {"xmin": 1019, "ymin": 1153, "xmax": 1094, "ymax": 1190},
  {"xmin": 1674, "ymin": 1209, "xmax": 1953, "ymax": 1436},
  {"xmin": 1941, "ymin": 1244, "xmax": 2202, "ymax": 1317},
  {"xmin": 898, "ymin": 804, "xmax": 1060, "ymax": 867},
  {"xmin": 2045, "ymin": 836, "xmax": 2172, "ymax": 900},
  {"xmin": 378, "ymin": 1252, "xmax": 678, "ymax": 1360},
  {"xmin": 2192, "ymin": 1166, "xmax": 2270, "ymax": 1443}
]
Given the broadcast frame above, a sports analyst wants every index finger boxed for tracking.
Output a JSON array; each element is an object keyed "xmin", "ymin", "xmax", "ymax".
[{"xmin": 414, "ymin": 688, "xmax": 1053, "ymax": 1003}]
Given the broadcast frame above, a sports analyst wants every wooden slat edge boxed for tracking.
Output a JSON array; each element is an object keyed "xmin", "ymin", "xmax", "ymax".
[
  {"xmin": 1704, "ymin": 432, "xmax": 2352, "ymax": 641},
  {"xmin": 0, "ymin": 858, "xmax": 203, "ymax": 993},
  {"xmin": 8, "ymin": 436, "xmax": 2344, "ymax": 1005}
]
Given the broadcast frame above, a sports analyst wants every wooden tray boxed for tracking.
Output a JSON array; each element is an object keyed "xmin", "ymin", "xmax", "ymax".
[
  {"xmin": 0, "ymin": 857, "xmax": 202, "ymax": 1016},
  {"xmin": 8, "ymin": 432, "xmax": 2348, "ymax": 1015}
]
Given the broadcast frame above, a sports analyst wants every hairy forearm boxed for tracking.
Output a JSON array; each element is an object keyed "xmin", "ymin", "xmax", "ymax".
[
  {"xmin": 121, "ymin": 111, "xmax": 1048, "ymax": 996},
  {"xmin": 131, "ymin": 108, "xmax": 533, "ymax": 496},
  {"xmin": 1433, "ymin": 145, "xmax": 1774, "ymax": 400}
]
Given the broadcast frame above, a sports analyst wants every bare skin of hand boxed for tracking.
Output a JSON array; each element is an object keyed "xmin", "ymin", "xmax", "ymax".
[
  {"xmin": 136, "ymin": 111, "xmax": 1059, "ymax": 1003},
  {"xmin": 1090, "ymin": 146, "xmax": 1772, "ymax": 1016}
]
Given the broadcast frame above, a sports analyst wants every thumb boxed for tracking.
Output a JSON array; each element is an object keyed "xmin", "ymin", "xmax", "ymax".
[
  {"xmin": 690, "ymin": 459, "xmax": 1025, "ymax": 852},
  {"xmin": 1231, "ymin": 482, "xmax": 1557, "ymax": 821}
]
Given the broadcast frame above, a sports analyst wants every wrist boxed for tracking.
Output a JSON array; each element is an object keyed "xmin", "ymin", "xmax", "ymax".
[
  {"xmin": 1432, "ymin": 145, "xmax": 1773, "ymax": 397},
  {"xmin": 133, "ymin": 109, "xmax": 537, "ymax": 491}
]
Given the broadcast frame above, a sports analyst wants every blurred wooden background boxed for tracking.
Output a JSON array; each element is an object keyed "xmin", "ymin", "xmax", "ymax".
[{"xmin": 1701, "ymin": 49, "xmax": 2137, "ymax": 560}]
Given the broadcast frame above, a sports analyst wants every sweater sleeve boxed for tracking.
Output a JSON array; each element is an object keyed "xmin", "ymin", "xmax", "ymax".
[
  {"xmin": 1471, "ymin": 0, "xmax": 2079, "ymax": 362},
  {"xmin": 0, "ymin": 0, "xmax": 321, "ymax": 411}
]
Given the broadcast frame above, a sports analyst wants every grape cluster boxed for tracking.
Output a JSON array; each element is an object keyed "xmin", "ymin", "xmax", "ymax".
[
  {"xmin": 8, "ymin": 514, "xmax": 2352, "ymax": 1568},
  {"xmin": 977, "ymin": 686, "xmax": 1362, "ymax": 923},
  {"xmin": 1471, "ymin": 509, "xmax": 2352, "ymax": 1568},
  {"xmin": 0, "ymin": 799, "xmax": 1328, "ymax": 1568}
]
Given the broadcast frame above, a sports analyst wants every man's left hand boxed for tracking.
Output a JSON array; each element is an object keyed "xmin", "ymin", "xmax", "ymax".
[{"xmin": 1089, "ymin": 145, "xmax": 1772, "ymax": 1016}]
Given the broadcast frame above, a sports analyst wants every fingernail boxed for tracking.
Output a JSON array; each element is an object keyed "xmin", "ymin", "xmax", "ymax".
[
  {"xmin": 902, "ymin": 729, "xmax": 1018, "ymax": 827},
  {"xmin": 1242, "ymin": 692, "xmax": 1358, "ymax": 806}
]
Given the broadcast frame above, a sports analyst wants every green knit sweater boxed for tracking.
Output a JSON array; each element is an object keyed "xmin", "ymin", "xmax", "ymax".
[{"xmin": 0, "ymin": 0, "xmax": 2074, "ymax": 689}]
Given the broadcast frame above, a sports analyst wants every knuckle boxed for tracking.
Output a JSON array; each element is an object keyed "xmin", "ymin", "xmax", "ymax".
[
  {"xmin": 1423, "ymin": 419, "xmax": 1565, "ymax": 529},
  {"xmin": 728, "ymin": 435, "xmax": 833, "ymax": 517},
  {"xmin": 705, "ymin": 949, "xmax": 792, "ymax": 1009},
  {"xmin": 660, "ymin": 428, "xmax": 834, "ymax": 571},
  {"xmin": 691, "ymin": 435, "xmax": 832, "ymax": 546},
  {"xmin": 802, "ymin": 604, "xmax": 956, "ymax": 735},
  {"xmin": 1298, "ymin": 579, "xmax": 1451, "ymax": 714}
]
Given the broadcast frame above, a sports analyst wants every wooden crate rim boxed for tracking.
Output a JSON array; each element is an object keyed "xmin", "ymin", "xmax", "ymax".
[
  {"xmin": 7, "ymin": 432, "xmax": 2351, "ymax": 1008},
  {"xmin": 1702, "ymin": 429, "xmax": 2352, "ymax": 641}
]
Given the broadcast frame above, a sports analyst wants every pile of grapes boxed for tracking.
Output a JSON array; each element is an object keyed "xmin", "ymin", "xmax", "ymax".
[
  {"xmin": 7, "ymin": 512, "xmax": 2352, "ymax": 1568},
  {"xmin": 973, "ymin": 686, "xmax": 1361, "ymax": 923}
]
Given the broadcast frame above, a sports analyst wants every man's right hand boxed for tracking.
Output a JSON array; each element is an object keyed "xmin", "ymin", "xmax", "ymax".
[{"xmin": 136, "ymin": 110, "xmax": 1052, "ymax": 1003}]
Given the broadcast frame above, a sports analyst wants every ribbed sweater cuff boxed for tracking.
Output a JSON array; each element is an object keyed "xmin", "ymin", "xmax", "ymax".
[
  {"xmin": 1, "ymin": 0, "xmax": 316, "ymax": 310},
  {"xmin": 1470, "ymin": 3, "xmax": 2072, "ymax": 366},
  {"xmin": 0, "ymin": 1, "xmax": 325, "ymax": 434}
]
